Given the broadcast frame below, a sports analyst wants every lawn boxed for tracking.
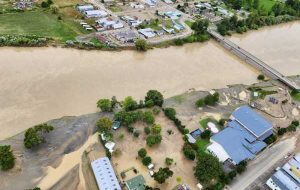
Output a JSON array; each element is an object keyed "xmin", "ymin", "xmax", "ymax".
[
  {"xmin": 199, "ymin": 117, "xmax": 219, "ymax": 129},
  {"xmin": 0, "ymin": 11, "xmax": 81, "ymax": 41},
  {"xmin": 291, "ymin": 91, "xmax": 300, "ymax": 102},
  {"xmin": 196, "ymin": 139, "xmax": 209, "ymax": 152},
  {"xmin": 259, "ymin": 0, "xmax": 276, "ymax": 12}
]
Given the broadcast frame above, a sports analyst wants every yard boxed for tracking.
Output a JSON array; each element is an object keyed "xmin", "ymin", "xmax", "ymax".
[{"xmin": 112, "ymin": 113, "xmax": 199, "ymax": 189}]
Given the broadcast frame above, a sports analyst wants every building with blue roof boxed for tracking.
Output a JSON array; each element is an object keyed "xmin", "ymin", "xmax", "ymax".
[
  {"xmin": 266, "ymin": 153, "xmax": 300, "ymax": 190},
  {"xmin": 207, "ymin": 106, "xmax": 273, "ymax": 165}
]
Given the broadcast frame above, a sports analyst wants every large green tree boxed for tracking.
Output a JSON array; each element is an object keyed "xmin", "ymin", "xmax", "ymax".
[
  {"xmin": 97, "ymin": 117, "xmax": 113, "ymax": 133},
  {"xmin": 194, "ymin": 153, "xmax": 224, "ymax": 186},
  {"xmin": 145, "ymin": 90, "xmax": 164, "ymax": 107},
  {"xmin": 24, "ymin": 123, "xmax": 54, "ymax": 149},
  {"xmin": 123, "ymin": 96, "xmax": 138, "ymax": 111},
  {"xmin": 0, "ymin": 145, "xmax": 15, "ymax": 171},
  {"xmin": 97, "ymin": 99, "xmax": 112, "ymax": 112},
  {"xmin": 153, "ymin": 167, "xmax": 174, "ymax": 184}
]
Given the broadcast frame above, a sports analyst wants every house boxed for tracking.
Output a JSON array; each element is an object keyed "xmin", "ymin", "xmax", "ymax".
[
  {"xmin": 266, "ymin": 153, "xmax": 300, "ymax": 190},
  {"xmin": 138, "ymin": 28, "xmax": 156, "ymax": 38},
  {"xmin": 164, "ymin": 11, "xmax": 182, "ymax": 20},
  {"xmin": 91, "ymin": 157, "xmax": 121, "ymax": 190},
  {"xmin": 172, "ymin": 21, "xmax": 184, "ymax": 30},
  {"xmin": 114, "ymin": 30, "xmax": 139, "ymax": 43},
  {"xmin": 144, "ymin": 0, "xmax": 156, "ymax": 7},
  {"xmin": 207, "ymin": 106, "xmax": 273, "ymax": 165},
  {"xmin": 84, "ymin": 10, "xmax": 108, "ymax": 18},
  {"xmin": 105, "ymin": 141, "xmax": 116, "ymax": 153},
  {"xmin": 77, "ymin": 4, "xmax": 94, "ymax": 12},
  {"xmin": 96, "ymin": 17, "xmax": 124, "ymax": 30}
]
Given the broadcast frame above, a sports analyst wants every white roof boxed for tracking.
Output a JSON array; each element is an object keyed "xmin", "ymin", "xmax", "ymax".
[
  {"xmin": 85, "ymin": 10, "xmax": 108, "ymax": 17},
  {"xmin": 91, "ymin": 157, "xmax": 121, "ymax": 190},
  {"xmin": 207, "ymin": 141, "xmax": 231, "ymax": 162},
  {"xmin": 105, "ymin": 141, "xmax": 115, "ymax": 152},
  {"xmin": 186, "ymin": 134, "xmax": 196, "ymax": 144},
  {"xmin": 207, "ymin": 122, "xmax": 219, "ymax": 133}
]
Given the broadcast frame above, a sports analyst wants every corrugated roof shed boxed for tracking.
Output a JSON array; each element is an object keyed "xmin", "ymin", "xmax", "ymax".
[
  {"xmin": 232, "ymin": 106, "xmax": 272, "ymax": 138},
  {"xmin": 91, "ymin": 157, "xmax": 121, "ymax": 190}
]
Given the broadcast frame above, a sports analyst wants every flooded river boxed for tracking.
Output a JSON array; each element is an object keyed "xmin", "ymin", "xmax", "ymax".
[{"xmin": 0, "ymin": 21, "xmax": 299, "ymax": 140}]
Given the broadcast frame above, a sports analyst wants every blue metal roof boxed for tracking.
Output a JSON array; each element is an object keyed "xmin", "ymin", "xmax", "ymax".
[
  {"xmin": 232, "ymin": 106, "xmax": 272, "ymax": 138},
  {"xmin": 211, "ymin": 120, "xmax": 267, "ymax": 164},
  {"xmin": 272, "ymin": 169, "xmax": 300, "ymax": 190}
]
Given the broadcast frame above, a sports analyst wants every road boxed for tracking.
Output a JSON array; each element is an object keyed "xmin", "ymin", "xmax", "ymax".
[{"xmin": 228, "ymin": 137, "xmax": 296, "ymax": 190}]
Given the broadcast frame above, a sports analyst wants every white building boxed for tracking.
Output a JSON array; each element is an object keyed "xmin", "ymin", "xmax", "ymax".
[
  {"xmin": 91, "ymin": 157, "xmax": 121, "ymax": 190},
  {"xmin": 96, "ymin": 17, "xmax": 124, "ymax": 30},
  {"xmin": 77, "ymin": 4, "xmax": 94, "ymax": 12},
  {"xmin": 138, "ymin": 28, "xmax": 156, "ymax": 38},
  {"xmin": 84, "ymin": 10, "xmax": 108, "ymax": 18}
]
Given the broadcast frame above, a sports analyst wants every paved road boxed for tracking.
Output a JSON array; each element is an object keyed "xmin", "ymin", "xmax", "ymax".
[{"xmin": 228, "ymin": 137, "xmax": 296, "ymax": 190}]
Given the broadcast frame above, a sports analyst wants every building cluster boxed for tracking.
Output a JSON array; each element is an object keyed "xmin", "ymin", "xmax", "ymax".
[
  {"xmin": 266, "ymin": 153, "xmax": 300, "ymax": 190},
  {"xmin": 207, "ymin": 106, "xmax": 273, "ymax": 165}
]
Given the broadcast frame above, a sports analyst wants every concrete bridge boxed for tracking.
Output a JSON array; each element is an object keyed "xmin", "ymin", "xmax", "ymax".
[{"xmin": 208, "ymin": 29, "xmax": 300, "ymax": 91}]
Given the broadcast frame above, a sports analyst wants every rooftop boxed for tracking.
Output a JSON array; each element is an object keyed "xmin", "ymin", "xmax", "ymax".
[
  {"xmin": 126, "ymin": 175, "xmax": 146, "ymax": 190},
  {"xmin": 91, "ymin": 157, "xmax": 121, "ymax": 190},
  {"xmin": 232, "ymin": 105, "xmax": 273, "ymax": 138}
]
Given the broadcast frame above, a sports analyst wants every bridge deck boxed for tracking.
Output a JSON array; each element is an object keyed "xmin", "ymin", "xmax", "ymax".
[{"xmin": 208, "ymin": 29, "xmax": 300, "ymax": 91}]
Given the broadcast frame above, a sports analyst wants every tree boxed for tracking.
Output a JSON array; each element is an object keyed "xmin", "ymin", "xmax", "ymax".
[
  {"xmin": 165, "ymin": 157, "xmax": 174, "ymax": 165},
  {"xmin": 123, "ymin": 96, "xmax": 138, "ymax": 111},
  {"xmin": 97, "ymin": 99, "xmax": 112, "ymax": 112},
  {"xmin": 142, "ymin": 156, "xmax": 152, "ymax": 166},
  {"xmin": 291, "ymin": 120, "xmax": 299, "ymax": 126},
  {"xmin": 191, "ymin": 19, "xmax": 209, "ymax": 35},
  {"xmin": 0, "ymin": 145, "xmax": 15, "ymax": 171},
  {"xmin": 257, "ymin": 74, "xmax": 265, "ymax": 80},
  {"xmin": 135, "ymin": 39, "xmax": 148, "ymax": 51},
  {"xmin": 97, "ymin": 117, "xmax": 112, "ymax": 133},
  {"xmin": 134, "ymin": 130, "xmax": 140, "ymax": 138},
  {"xmin": 196, "ymin": 99, "xmax": 205, "ymax": 108},
  {"xmin": 138, "ymin": 148, "xmax": 147, "ymax": 158},
  {"xmin": 194, "ymin": 153, "xmax": 223, "ymax": 186},
  {"xmin": 24, "ymin": 123, "xmax": 54, "ymax": 149},
  {"xmin": 145, "ymin": 90, "xmax": 164, "ymax": 107},
  {"xmin": 146, "ymin": 135, "xmax": 162, "ymax": 147},
  {"xmin": 164, "ymin": 108, "xmax": 176, "ymax": 121},
  {"xmin": 277, "ymin": 127, "xmax": 287, "ymax": 136},
  {"xmin": 144, "ymin": 126, "xmax": 151, "ymax": 135},
  {"xmin": 201, "ymin": 130, "xmax": 211, "ymax": 140},
  {"xmin": 143, "ymin": 111, "xmax": 155, "ymax": 125},
  {"xmin": 182, "ymin": 143, "xmax": 196, "ymax": 160},
  {"xmin": 153, "ymin": 167, "xmax": 174, "ymax": 184},
  {"xmin": 152, "ymin": 124, "xmax": 162, "ymax": 134}
]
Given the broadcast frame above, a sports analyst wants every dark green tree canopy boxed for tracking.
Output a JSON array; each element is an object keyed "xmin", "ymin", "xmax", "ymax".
[
  {"xmin": 0, "ymin": 145, "xmax": 15, "ymax": 171},
  {"xmin": 24, "ymin": 123, "xmax": 54, "ymax": 149},
  {"xmin": 145, "ymin": 90, "xmax": 164, "ymax": 107},
  {"xmin": 153, "ymin": 167, "xmax": 174, "ymax": 184}
]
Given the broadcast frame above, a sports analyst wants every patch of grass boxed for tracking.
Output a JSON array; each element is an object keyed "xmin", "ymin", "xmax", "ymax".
[
  {"xmin": 0, "ymin": 11, "xmax": 80, "ymax": 41},
  {"xmin": 196, "ymin": 139, "xmax": 209, "ymax": 152},
  {"xmin": 291, "ymin": 91, "xmax": 300, "ymax": 102},
  {"xmin": 184, "ymin": 20, "xmax": 194, "ymax": 28},
  {"xmin": 173, "ymin": 94, "xmax": 185, "ymax": 104},
  {"xmin": 259, "ymin": 0, "xmax": 276, "ymax": 12},
  {"xmin": 199, "ymin": 117, "xmax": 219, "ymax": 129}
]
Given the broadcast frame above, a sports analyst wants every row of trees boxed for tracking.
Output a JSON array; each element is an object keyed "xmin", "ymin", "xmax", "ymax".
[
  {"xmin": 0, "ymin": 35, "xmax": 49, "ymax": 47},
  {"xmin": 196, "ymin": 92, "xmax": 220, "ymax": 108},
  {"xmin": 163, "ymin": 107, "xmax": 189, "ymax": 134},
  {"xmin": 278, "ymin": 120, "xmax": 299, "ymax": 135},
  {"xmin": 24, "ymin": 123, "xmax": 54, "ymax": 149},
  {"xmin": 97, "ymin": 90, "xmax": 164, "ymax": 113}
]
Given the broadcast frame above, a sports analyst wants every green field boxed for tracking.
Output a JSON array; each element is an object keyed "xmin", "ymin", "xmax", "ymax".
[
  {"xmin": 0, "ymin": 11, "xmax": 82, "ymax": 41},
  {"xmin": 260, "ymin": 0, "xmax": 276, "ymax": 11},
  {"xmin": 291, "ymin": 92, "xmax": 300, "ymax": 102}
]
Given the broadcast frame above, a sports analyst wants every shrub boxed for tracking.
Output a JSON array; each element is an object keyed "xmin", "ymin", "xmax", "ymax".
[
  {"xmin": 257, "ymin": 74, "xmax": 265, "ymax": 80},
  {"xmin": 134, "ymin": 130, "xmax": 140, "ymax": 138},
  {"xmin": 164, "ymin": 108, "xmax": 176, "ymax": 121},
  {"xmin": 142, "ymin": 156, "xmax": 152, "ymax": 166},
  {"xmin": 143, "ymin": 111, "xmax": 155, "ymax": 125},
  {"xmin": 165, "ymin": 157, "xmax": 174, "ymax": 165},
  {"xmin": 277, "ymin": 128, "xmax": 287, "ymax": 136},
  {"xmin": 145, "ymin": 100, "xmax": 154, "ymax": 108},
  {"xmin": 0, "ymin": 145, "xmax": 15, "ymax": 171},
  {"xmin": 196, "ymin": 99, "xmax": 205, "ymax": 107},
  {"xmin": 123, "ymin": 96, "xmax": 138, "ymax": 111},
  {"xmin": 97, "ymin": 117, "xmax": 112, "ymax": 133},
  {"xmin": 291, "ymin": 120, "xmax": 299, "ymax": 126},
  {"xmin": 146, "ymin": 135, "xmax": 162, "ymax": 147},
  {"xmin": 144, "ymin": 127, "xmax": 151, "ymax": 135},
  {"xmin": 152, "ymin": 124, "xmax": 162, "ymax": 134},
  {"xmin": 152, "ymin": 107, "xmax": 161, "ymax": 115},
  {"xmin": 138, "ymin": 148, "xmax": 147, "ymax": 158},
  {"xmin": 135, "ymin": 39, "xmax": 148, "ymax": 51},
  {"xmin": 97, "ymin": 99, "xmax": 112, "ymax": 112},
  {"xmin": 24, "ymin": 123, "xmax": 54, "ymax": 149},
  {"xmin": 182, "ymin": 143, "xmax": 196, "ymax": 160},
  {"xmin": 200, "ymin": 130, "xmax": 211, "ymax": 140},
  {"xmin": 145, "ymin": 90, "xmax": 164, "ymax": 107}
]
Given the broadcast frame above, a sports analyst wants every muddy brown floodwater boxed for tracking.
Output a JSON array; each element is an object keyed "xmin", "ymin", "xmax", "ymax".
[
  {"xmin": 0, "ymin": 41, "xmax": 258, "ymax": 140},
  {"xmin": 1, "ymin": 21, "xmax": 299, "ymax": 140}
]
